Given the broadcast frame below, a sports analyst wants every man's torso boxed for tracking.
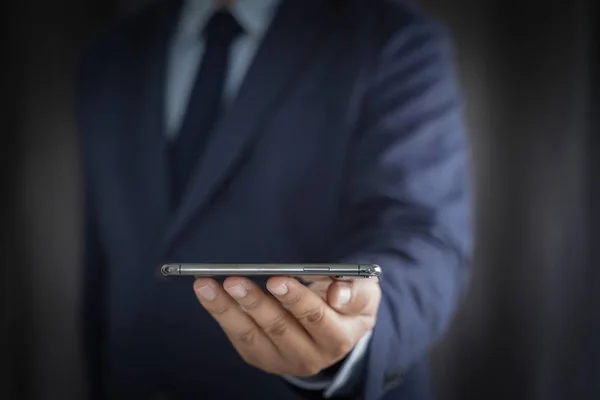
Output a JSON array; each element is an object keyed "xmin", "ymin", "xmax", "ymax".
[{"xmin": 78, "ymin": 1, "xmax": 433, "ymax": 398}]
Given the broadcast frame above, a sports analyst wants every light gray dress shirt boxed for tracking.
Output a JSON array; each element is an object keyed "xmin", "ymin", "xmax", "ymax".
[{"xmin": 165, "ymin": 1, "xmax": 373, "ymax": 396}]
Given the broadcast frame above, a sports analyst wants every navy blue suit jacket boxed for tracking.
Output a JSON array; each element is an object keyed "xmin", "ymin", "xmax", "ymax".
[{"xmin": 76, "ymin": 0, "xmax": 472, "ymax": 399}]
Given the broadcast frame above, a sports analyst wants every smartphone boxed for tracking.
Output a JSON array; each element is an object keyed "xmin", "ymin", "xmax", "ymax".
[{"xmin": 160, "ymin": 263, "xmax": 381, "ymax": 279}]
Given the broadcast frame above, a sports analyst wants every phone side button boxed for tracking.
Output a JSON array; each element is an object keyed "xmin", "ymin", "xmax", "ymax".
[{"xmin": 303, "ymin": 267, "xmax": 330, "ymax": 272}]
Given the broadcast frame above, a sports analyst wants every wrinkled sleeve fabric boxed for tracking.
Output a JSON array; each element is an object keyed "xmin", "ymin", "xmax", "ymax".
[
  {"xmin": 282, "ymin": 17, "xmax": 471, "ymax": 400},
  {"xmin": 332, "ymin": 19, "xmax": 472, "ymax": 400}
]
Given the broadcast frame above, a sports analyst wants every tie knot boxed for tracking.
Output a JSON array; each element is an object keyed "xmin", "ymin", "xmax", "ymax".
[{"xmin": 202, "ymin": 10, "xmax": 244, "ymax": 44}]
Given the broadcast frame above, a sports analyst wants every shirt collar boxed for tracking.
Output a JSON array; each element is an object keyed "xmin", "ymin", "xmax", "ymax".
[{"xmin": 176, "ymin": 0, "xmax": 281, "ymax": 41}]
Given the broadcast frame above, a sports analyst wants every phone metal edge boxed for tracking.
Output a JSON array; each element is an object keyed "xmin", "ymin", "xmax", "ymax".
[{"xmin": 160, "ymin": 263, "xmax": 381, "ymax": 279}]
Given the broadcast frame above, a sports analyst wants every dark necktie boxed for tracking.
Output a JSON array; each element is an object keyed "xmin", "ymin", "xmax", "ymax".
[{"xmin": 168, "ymin": 10, "xmax": 243, "ymax": 210}]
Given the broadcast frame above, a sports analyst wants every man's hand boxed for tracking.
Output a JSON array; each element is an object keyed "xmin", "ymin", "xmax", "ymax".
[{"xmin": 193, "ymin": 275, "xmax": 381, "ymax": 377}]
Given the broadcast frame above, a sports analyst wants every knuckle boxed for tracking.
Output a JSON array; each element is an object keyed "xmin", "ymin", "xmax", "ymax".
[
  {"xmin": 330, "ymin": 339, "xmax": 354, "ymax": 358},
  {"xmin": 295, "ymin": 361, "xmax": 322, "ymax": 377},
  {"xmin": 235, "ymin": 326, "xmax": 260, "ymax": 346},
  {"xmin": 297, "ymin": 305, "xmax": 326, "ymax": 326},
  {"xmin": 243, "ymin": 296, "xmax": 263, "ymax": 311},
  {"xmin": 263, "ymin": 315, "xmax": 288, "ymax": 337},
  {"xmin": 239, "ymin": 353, "xmax": 282, "ymax": 376},
  {"xmin": 239, "ymin": 352, "xmax": 263, "ymax": 370},
  {"xmin": 211, "ymin": 303, "xmax": 230, "ymax": 316},
  {"xmin": 284, "ymin": 292, "xmax": 303, "ymax": 306},
  {"xmin": 264, "ymin": 362, "xmax": 287, "ymax": 375}
]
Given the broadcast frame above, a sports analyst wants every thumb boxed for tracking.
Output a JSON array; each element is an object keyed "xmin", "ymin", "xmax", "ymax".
[{"xmin": 327, "ymin": 278, "xmax": 380, "ymax": 316}]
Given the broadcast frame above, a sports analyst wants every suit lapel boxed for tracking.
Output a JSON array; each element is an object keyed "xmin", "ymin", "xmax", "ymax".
[{"xmin": 162, "ymin": 0, "xmax": 335, "ymax": 251}]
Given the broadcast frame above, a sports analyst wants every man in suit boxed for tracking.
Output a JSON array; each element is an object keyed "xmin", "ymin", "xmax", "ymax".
[{"xmin": 76, "ymin": 0, "xmax": 472, "ymax": 399}]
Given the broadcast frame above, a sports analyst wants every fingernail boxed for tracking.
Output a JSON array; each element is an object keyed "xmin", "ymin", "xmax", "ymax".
[
  {"xmin": 197, "ymin": 285, "xmax": 217, "ymax": 301},
  {"xmin": 336, "ymin": 283, "xmax": 352, "ymax": 306},
  {"xmin": 270, "ymin": 283, "xmax": 288, "ymax": 296},
  {"xmin": 227, "ymin": 283, "xmax": 248, "ymax": 298}
]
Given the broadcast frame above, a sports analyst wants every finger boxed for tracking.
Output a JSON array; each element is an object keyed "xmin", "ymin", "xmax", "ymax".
[
  {"xmin": 327, "ymin": 278, "xmax": 380, "ymax": 316},
  {"xmin": 193, "ymin": 278, "xmax": 278, "ymax": 358},
  {"xmin": 266, "ymin": 277, "xmax": 354, "ymax": 352},
  {"xmin": 222, "ymin": 277, "xmax": 316, "ymax": 356},
  {"xmin": 294, "ymin": 275, "xmax": 332, "ymax": 283}
]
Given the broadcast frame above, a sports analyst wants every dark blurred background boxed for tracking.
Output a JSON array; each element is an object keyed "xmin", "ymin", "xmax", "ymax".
[{"xmin": 1, "ymin": 0, "xmax": 597, "ymax": 399}]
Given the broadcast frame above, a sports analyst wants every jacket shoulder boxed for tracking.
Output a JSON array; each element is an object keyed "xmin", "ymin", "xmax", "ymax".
[{"xmin": 346, "ymin": 0, "xmax": 452, "ymax": 51}]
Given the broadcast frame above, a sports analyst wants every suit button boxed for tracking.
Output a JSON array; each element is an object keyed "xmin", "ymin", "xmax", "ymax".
[{"xmin": 383, "ymin": 367, "xmax": 404, "ymax": 389}]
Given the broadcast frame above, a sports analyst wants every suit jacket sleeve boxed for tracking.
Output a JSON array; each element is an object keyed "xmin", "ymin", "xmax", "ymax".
[{"xmin": 332, "ymin": 19, "xmax": 473, "ymax": 400}]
